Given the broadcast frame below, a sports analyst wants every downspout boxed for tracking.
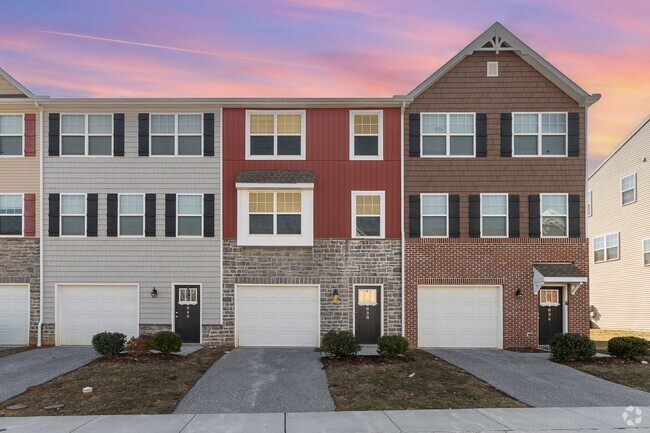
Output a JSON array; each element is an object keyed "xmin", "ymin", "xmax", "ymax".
[
  {"xmin": 400, "ymin": 101, "xmax": 406, "ymax": 337},
  {"xmin": 35, "ymin": 101, "xmax": 44, "ymax": 347}
]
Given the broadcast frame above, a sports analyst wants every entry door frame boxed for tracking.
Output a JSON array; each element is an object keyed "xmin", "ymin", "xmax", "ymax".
[
  {"xmin": 538, "ymin": 284, "xmax": 569, "ymax": 345},
  {"xmin": 352, "ymin": 284, "xmax": 384, "ymax": 341},
  {"xmin": 0, "ymin": 283, "xmax": 30, "ymax": 346},
  {"xmin": 171, "ymin": 282, "xmax": 203, "ymax": 344}
]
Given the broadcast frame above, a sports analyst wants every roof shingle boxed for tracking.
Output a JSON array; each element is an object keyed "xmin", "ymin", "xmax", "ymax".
[{"xmin": 236, "ymin": 170, "xmax": 315, "ymax": 184}]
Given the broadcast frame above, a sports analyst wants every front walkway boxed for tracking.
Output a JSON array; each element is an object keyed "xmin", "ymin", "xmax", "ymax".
[
  {"xmin": 2, "ymin": 407, "xmax": 649, "ymax": 432},
  {"xmin": 426, "ymin": 348, "xmax": 650, "ymax": 407}
]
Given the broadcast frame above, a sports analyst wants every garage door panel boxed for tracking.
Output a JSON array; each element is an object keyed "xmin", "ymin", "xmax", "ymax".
[{"xmin": 0, "ymin": 285, "xmax": 29, "ymax": 345}]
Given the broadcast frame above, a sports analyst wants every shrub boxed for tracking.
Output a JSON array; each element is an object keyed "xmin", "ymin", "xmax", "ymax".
[
  {"xmin": 125, "ymin": 335, "xmax": 153, "ymax": 356},
  {"xmin": 550, "ymin": 333, "xmax": 596, "ymax": 362},
  {"xmin": 320, "ymin": 330, "xmax": 360, "ymax": 357},
  {"xmin": 607, "ymin": 336, "xmax": 650, "ymax": 359},
  {"xmin": 377, "ymin": 335, "xmax": 409, "ymax": 357},
  {"xmin": 91, "ymin": 331, "xmax": 126, "ymax": 356},
  {"xmin": 150, "ymin": 331, "xmax": 182, "ymax": 355}
]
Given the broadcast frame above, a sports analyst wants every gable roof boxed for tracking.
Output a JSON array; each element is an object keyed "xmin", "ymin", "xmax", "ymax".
[
  {"xmin": 0, "ymin": 66, "xmax": 35, "ymax": 98},
  {"xmin": 403, "ymin": 22, "xmax": 600, "ymax": 108}
]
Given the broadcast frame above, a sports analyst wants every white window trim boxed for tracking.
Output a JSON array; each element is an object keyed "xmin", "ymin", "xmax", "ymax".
[
  {"xmin": 150, "ymin": 113, "xmax": 204, "ymax": 157},
  {"xmin": 587, "ymin": 190, "xmax": 592, "ymax": 217},
  {"xmin": 349, "ymin": 110, "xmax": 384, "ymax": 161},
  {"xmin": 118, "ymin": 193, "xmax": 145, "ymax": 238},
  {"xmin": 177, "ymin": 286, "xmax": 199, "ymax": 305},
  {"xmin": 593, "ymin": 232, "xmax": 620, "ymax": 263},
  {"xmin": 420, "ymin": 193, "xmax": 449, "ymax": 238},
  {"xmin": 420, "ymin": 112, "xmax": 476, "ymax": 158},
  {"xmin": 237, "ymin": 188, "xmax": 314, "ymax": 246},
  {"xmin": 245, "ymin": 110, "xmax": 306, "ymax": 160},
  {"xmin": 351, "ymin": 191, "xmax": 386, "ymax": 239},
  {"xmin": 512, "ymin": 112, "xmax": 568, "ymax": 157},
  {"xmin": 539, "ymin": 288, "xmax": 561, "ymax": 307},
  {"xmin": 480, "ymin": 193, "xmax": 509, "ymax": 238},
  {"xmin": 60, "ymin": 193, "xmax": 87, "ymax": 238},
  {"xmin": 0, "ymin": 193, "xmax": 24, "ymax": 238},
  {"xmin": 60, "ymin": 113, "xmax": 113, "ymax": 157},
  {"xmin": 621, "ymin": 173, "xmax": 637, "ymax": 206},
  {"xmin": 176, "ymin": 193, "xmax": 204, "ymax": 238},
  {"xmin": 643, "ymin": 239, "xmax": 650, "ymax": 267},
  {"xmin": 540, "ymin": 193, "xmax": 569, "ymax": 239},
  {"xmin": 487, "ymin": 61, "xmax": 499, "ymax": 77},
  {"xmin": 0, "ymin": 113, "xmax": 24, "ymax": 158}
]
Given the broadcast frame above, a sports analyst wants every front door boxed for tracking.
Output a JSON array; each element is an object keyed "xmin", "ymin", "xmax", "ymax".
[
  {"xmin": 538, "ymin": 287, "xmax": 563, "ymax": 345},
  {"xmin": 174, "ymin": 285, "xmax": 201, "ymax": 343},
  {"xmin": 355, "ymin": 286, "xmax": 381, "ymax": 344}
]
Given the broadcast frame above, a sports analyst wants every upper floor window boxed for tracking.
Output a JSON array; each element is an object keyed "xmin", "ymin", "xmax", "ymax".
[
  {"xmin": 0, "ymin": 194, "xmax": 23, "ymax": 236},
  {"xmin": 593, "ymin": 233, "xmax": 619, "ymax": 263},
  {"xmin": 587, "ymin": 190, "xmax": 592, "ymax": 217},
  {"xmin": 61, "ymin": 114, "xmax": 112, "ymax": 156},
  {"xmin": 481, "ymin": 193, "xmax": 508, "ymax": 238},
  {"xmin": 421, "ymin": 113, "xmax": 475, "ymax": 157},
  {"xmin": 350, "ymin": 111, "xmax": 383, "ymax": 160},
  {"xmin": 151, "ymin": 114, "xmax": 202, "ymax": 156},
  {"xmin": 0, "ymin": 114, "xmax": 23, "ymax": 156},
  {"xmin": 513, "ymin": 112, "xmax": 567, "ymax": 156},
  {"xmin": 541, "ymin": 194, "xmax": 568, "ymax": 238},
  {"xmin": 643, "ymin": 239, "xmax": 650, "ymax": 266},
  {"xmin": 246, "ymin": 111, "xmax": 305, "ymax": 159},
  {"xmin": 352, "ymin": 191, "xmax": 385, "ymax": 238},
  {"xmin": 119, "ymin": 194, "xmax": 144, "ymax": 237},
  {"xmin": 421, "ymin": 193, "xmax": 448, "ymax": 237},
  {"xmin": 177, "ymin": 194, "xmax": 203, "ymax": 237},
  {"xmin": 621, "ymin": 173, "xmax": 636, "ymax": 205},
  {"xmin": 60, "ymin": 193, "xmax": 86, "ymax": 237}
]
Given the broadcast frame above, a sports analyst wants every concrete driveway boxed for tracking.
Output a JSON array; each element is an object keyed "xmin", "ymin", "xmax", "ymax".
[
  {"xmin": 0, "ymin": 346, "xmax": 98, "ymax": 403},
  {"xmin": 426, "ymin": 348, "xmax": 650, "ymax": 407},
  {"xmin": 175, "ymin": 347, "xmax": 335, "ymax": 414}
]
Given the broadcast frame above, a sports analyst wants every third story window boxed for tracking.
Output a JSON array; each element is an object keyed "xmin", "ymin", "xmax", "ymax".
[
  {"xmin": 61, "ymin": 194, "xmax": 86, "ymax": 236},
  {"xmin": 248, "ymin": 111, "xmax": 304, "ymax": 158},
  {"xmin": 119, "ymin": 194, "xmax": 144, "ymax": 236},
  {"xmin": 621, "ymin": 173, "xmax": 636, "ymax": 205},
  {"xmin": 249, "ymin": 192, "xmax": 302, "ymax": 235},
  {"xmin": 61, "ymin": 114, "xmax": 113, "ymax": 156},
  {"xmin": 151, "ymin": 114, "xmax": 202, "ymax": 156},
  {"xmin": 513, "ymin": 112, "xmax": 567, "ymax": 156},
  {"xmin": 177, "ymin": 194, "xmax": 203, "ymax": 237},
  {"xmin": 541, "ymin": 194, "xmax": 568, "ymax": 237},
  {"xmin": 0, "ymin": 114, "xmax": 23, "ymax": 156},
  {"xmin": 481, "ymin": 193, "xmax": 508, "ymax": 237},
  {"xmin": 353, "ymin": 192, "xmax": 384, "ymax": 238},
  {"xmin": 0, "ymin": 194, "xmax": 23, "ymax": 236},
  {"xmin": 421, "ymin": 113, "xmax": 475, "ymax": 156},
  {"xmin": 421, "ymin": 193, "xmax": 448, "ymax": 237},
  {"xmin": 593, "ymin": 233, "xmax": 619, "ymax": 263},
  {"xmin": 351, "ymin": 111, "xmax": 382, "ymax": 158}
]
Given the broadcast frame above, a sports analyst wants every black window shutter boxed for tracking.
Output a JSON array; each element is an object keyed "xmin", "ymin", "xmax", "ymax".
[
  {"xmin": 203, "ymin": 113, "xmax": 215, "ymax": 157},
  {"xmin": 165, "ymin": 194, "xmax": 176, "ymax": 237},
  {"xmin": 408, "ymin": 113, "xmax": 420, "ymax": 157},
  {"xmin": 87, "ymin": 194, "xmax": 98, "ymax": 237},
  {"xmin": 469, "ymin": 195, "xmax": 481, "ymax": 238},
  {"xmin": 48, "ymin": 193, "xmax": 60, "ymax": 237},
  {"xmin": 204, "ymin": 194, "xmax": 215, "ymax": 237},
  {"xmin": 107, "ymin": 194, "xmax": 118, "ymax": 237},
  {"xmin": 138, "ymin": 113, "xmax": 149, "ymax": 156},
  {"xmin": 500, "ymin": 113, "xmax": 512, "ymax": 157},
  {"xmin": 448, "ymin": 194, "xmax": 460, "ymax": 238},
  {"xmin": 568, "ymin": 113, "xmax": 580, "ymax": 156},
  {"xmin": 528, "ymin": 195, "xmax": 541, "ymax": 238},
  {"xmin": 408, "ymin": 195, "xmax": 420, "ymax": 238},
  {"xmin": 145, "ymin": 194, "xmax": 156, "ymax": 237},
  {"xmin": 569, "ymin": 194, "xmax": 581, "ymax": 237},
  {"xmin": 113, "ymin": 114, "xmax": 125, "ymax": 157},
  {"xmin": 476, "ymin": 113, "xmax": 487, "ymax": 157},
  {"xmin": 508, "ymin": 194, "xmax": 520, "ymax": 238},
  {"xmin": 48, "ymin": 113, "xmax": 60, "ymax": 157}
]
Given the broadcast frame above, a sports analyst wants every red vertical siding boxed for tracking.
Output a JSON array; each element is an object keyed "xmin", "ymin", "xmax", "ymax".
[
  {"xmin": 223, "ymin": 107, "xmax": 401, "ymax": 239},
  {"xmin": 24, "ymin": 193, "xmax": 35, "ymax": 237},
  {"xmin": 24, "ymin": 113, "xmax": 36, "ymax": 157}
]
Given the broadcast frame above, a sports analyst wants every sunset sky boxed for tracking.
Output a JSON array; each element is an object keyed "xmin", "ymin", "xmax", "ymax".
[{"xmin": 1, "ymin": 0, "xmax": 648, "ymax": 171}]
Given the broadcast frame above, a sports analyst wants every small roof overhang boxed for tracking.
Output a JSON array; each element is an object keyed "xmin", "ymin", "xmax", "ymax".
[
  {"xmin": 533, "ymin": 264, "xmax": 587, "ymax": 295},
  {"xmin": 235, "ymin": 170, "xmax": 315, "ymax": 190}
]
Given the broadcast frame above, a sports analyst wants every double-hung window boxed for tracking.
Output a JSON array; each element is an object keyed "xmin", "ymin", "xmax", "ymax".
[
  {"xmin": 513, "ymin": 112, "xmax": 567, "ymax": 156},
  {"xmin": 249, "ymin": 192, "xmax": 302, "ymax": 235},
  {"xmin": 621, "ymin": 173, "xmax": 636, "ymax": 205},
  {"xmin": 352, "ymin": 191, "xmax": 385, "ymax": 238},
  {"xmin": 593, "ymin": 233, "xmax": 619, "ymax": 263},
  {"xmin": 643, "ymin": 239, "xmax": 650, "ymax": 266},
  {"xmin": 60, "ymin": 193, "xmax": 86, "ymax": 236},
  {"xmin": 587, "ymin": 190, "xmax": 592, "ymax": 217},
  {"xmin": 61, "ymin": 114, "xmax": 113, "ymax": 156},
  {"xmin": 0, "ymin": 194, "xmax": 23, "ymax": 236},
  {"xmin": 119, "ymin": 194, "xmax": 144, "ymax": 237},
  {"xmin": 177, "ymin": 194, "xmax": 203, "ymax": 237},
  {"xmin": 0, "ymin": 114, "xmax": 23, "ymax": 156},
  {"xmin": 151, "ymin": 114, "xmax": 202, "ymax": 156},
  {"xmin": 541, "ymin": 194, "xmax": 568, "ymax": 238},
  {"xmin": 421, "ymin": 113, "xmax": 475, "ymax": 156},
  {"xmin": 421, "ymin": 193, "xmax": 448, "ymax": 237},
  {"xmin": 481, "ymin": 193, "xmax": 508, "ymax": 237},
  {"xmin": 247, "ymin": 111, "xmax": 305, "ymax": 159},
  {"xmin": 350, "ymin": 111, "xmax": 383, "ymax": 159}
]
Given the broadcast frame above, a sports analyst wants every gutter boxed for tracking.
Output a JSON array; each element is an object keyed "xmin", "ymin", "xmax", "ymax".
[
  {"xmin": 400, "ymin": 100, "xmax": 406, "ymax": 337},
  {"xmin": 35, "ymin": 101, "xmax": 44, "ymax": 347}
]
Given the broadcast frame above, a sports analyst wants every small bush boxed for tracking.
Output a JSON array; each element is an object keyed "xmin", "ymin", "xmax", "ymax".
[
  {"xmin": 550, "ymin": 333, "xmax": 596, "ymax": 362},
  {"xmin": 321, "ymin": 330, "xmax": 360, "ymax": 357},
  {"xmin": 608, "ymin": 336, "xmax": 650, "ymax": 359},
  {"xmin": 91, "ymin": 331, "xmax": 126, "ymax": 356},
  {"xmin": 125, "ymin": 335, "xmax": 153, "ymax": 356},
  {"xmin": 150, "ymin": 331, "xmax": 182, "ymax": 355},
  {"xmin": 377, "ymin": 335, "xmax": 409, "ymax": 357}
]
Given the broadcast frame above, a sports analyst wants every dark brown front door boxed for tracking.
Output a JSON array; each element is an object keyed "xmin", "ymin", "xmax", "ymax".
[
  {"xmin": 355, "ymin": 286, "xmax": 381, "ymax": 344},
  {"xmin": 175, "ymin": 285, "xmax": 201, "ymax": 343},
  {"xmin": 539, "ymin": 287, "xmax": 563, "ymax": 345}
]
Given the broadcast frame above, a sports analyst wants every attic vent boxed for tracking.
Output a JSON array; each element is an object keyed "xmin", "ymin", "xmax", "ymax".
[{"xmin": 487, "ymin": 61, "xmax": 499, "ymax": 77}]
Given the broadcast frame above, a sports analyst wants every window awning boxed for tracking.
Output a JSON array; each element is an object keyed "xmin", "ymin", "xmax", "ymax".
[
  {"xmin": 235, "ymin": 170, "xmax": 315, "ymax": 189},
  {"xmin": 533, "ymin": 264, "xmax": 587, "ymax": 295}
]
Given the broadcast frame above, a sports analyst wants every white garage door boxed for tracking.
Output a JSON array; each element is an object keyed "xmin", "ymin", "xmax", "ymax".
[
  {"xmin": 57, "ymin": 284, "xmax": 139, "ymax": 346},
  {"xmin": 418, "ymin": 285, "xmax": 502, "ymax": 348},
  {"xmin": 0, "ymin": 284, "xmax": 29, "ymax": 345},
  {"xmin": 237, "ymin": 285, "xmax": 319, "ymax": 347}
]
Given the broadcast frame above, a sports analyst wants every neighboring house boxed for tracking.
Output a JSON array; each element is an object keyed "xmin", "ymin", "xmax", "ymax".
[
  {"xmin": 402, "ymin": 23, "xmax": 599, "ymax": 349},
  {"xmin": 0, "ymin": 68, "xmax": 41, "ymax": 346},
  {"xmin": 588, "ymin": 115, "xmax": 650, "ymax": 331}
]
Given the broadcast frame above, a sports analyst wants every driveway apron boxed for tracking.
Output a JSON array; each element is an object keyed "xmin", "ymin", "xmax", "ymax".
[
  {"xmin": 175, "ymin": 347, "xmax": 335, "ymax": 413},
  {"xmin": 426, "ymin": 348, "xmax": 650, "ymax": 407}
]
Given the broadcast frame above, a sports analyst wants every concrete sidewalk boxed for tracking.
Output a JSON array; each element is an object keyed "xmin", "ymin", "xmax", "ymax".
[{"xmin": 1, "ymin": 407, "xmax": 649, "ymax": 432}]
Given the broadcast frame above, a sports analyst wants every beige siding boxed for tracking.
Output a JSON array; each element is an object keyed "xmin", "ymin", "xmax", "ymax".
[
  {"xmin": 0, "ymin": 76, "xmax": 26, "ymax": 96},
  {"xmin": 588, "ymin": 118, "xmax": 650, "ymax": 331}
]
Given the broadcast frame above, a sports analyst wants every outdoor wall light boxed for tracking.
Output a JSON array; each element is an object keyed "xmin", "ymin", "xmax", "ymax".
[
  {"xmin": 332, "ymin": 289, "xmax": 341, "ymax": 303},
  {"xmin": 515, "ymin": 288, "xmax": 523, "ymax": 298},
  {"xmin": 151, "ymin": 287, "xmax": 158, "ymax": 298}
]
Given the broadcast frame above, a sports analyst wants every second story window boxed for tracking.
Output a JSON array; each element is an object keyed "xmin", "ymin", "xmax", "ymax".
[
  {"xmin": 541, "ymin": 194, "xmax": 568, "ymax": 238},
  {"xmin": 247, "ymin": 111, "xmax": 305, "ymax": 159},
  {"xmin": 0, "ymin": 194, "xmax": 23, "ymax": 236},
  {"xmin": 352, "ymin": 191, "xmax": 385, "ymax": 238},
  {"xmin": 119, "ymin": 194, "xmax": 144, "ymax": 237},
  {"xmin": 643, "ymin": 239, "xmax": 650, "ymax": 266},
  {"xmin": 350, "ymin": 111, "xmax": 383, "ymax": 160},
  {"xmin": 61, "ymin": 114, "xmax": 113, "ymax": 156},
  {"xmin": 587, "ymin": 190, "xmax": 592, "ymax": 217},
  {"xmin": 421, "ymin": 193, "xmax": 448, "ymax": 237},
  {"xmin": 513, "ymin": 113, "xmax": 567, "ymax": 156},
  {"xmin": 0, "ymin": 114, "xmax": 23, "ymax": 156},
  {"xmin": 421, "ymin": 113, "xmax": 475, "ymax": 157},
  {"xmin": 593, "ymin": 233, "xmax": 619, "ymax": 263},
  {"xmin": 481, "ymin": 193, "xmax": 508, "ymax": 237},
  {"xmin": 621, "ymin": 173, "xmax": 636, "ymax": 205},
  {"xmin": 249, "ymin": 192, "xmax": 302, "ymax": 235},
  {"xmin": 151, "ymin": 114, "xmax": 202, "ymax": 156},
  {"xmin": 61, "ymin": 193, "xmax": 86, "ymax": 236},
  {"xmin": 177, "ymin": 194, "xmax": 203, "ymax": 237}
]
